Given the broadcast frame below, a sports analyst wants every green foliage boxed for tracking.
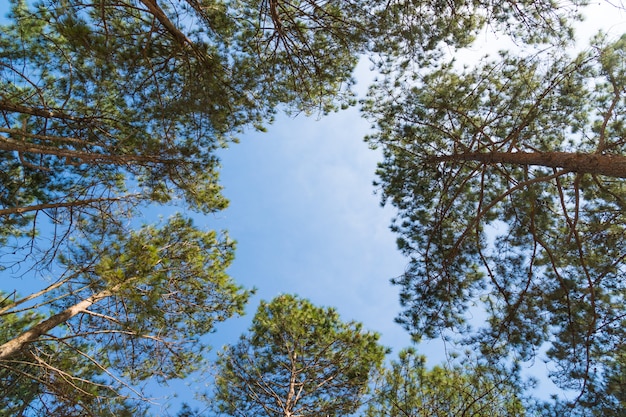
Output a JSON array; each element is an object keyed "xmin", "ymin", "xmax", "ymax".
[
  {"xmin": 229, "ymin": 0, "xmax": 374, "ymax": 114},
  {"xmin": 0, "ymin": 215, "xmax": 250, "ymax": 413},
  {"xmin": 364, "ymin": 22, "xmax": 626, "ymax": 414},
  {"xmin": 0, "ymin": 0, "xmax": 373, "ymax": 413},
  {"xmin": 366, "ymin": 348, "xmax": 527, "ymax": 417},
  {"xmin": 211, "ymin": 294, "xmax": 388, "ymax": 417},
  {"xmin": 0, "ymin": 0, "xmax": 370, "ymax": 258},
  {"xmin": 367, "ymin": 0, "xmax": 583, "ymax": 70},
  {"xmin": 62, "ymin": 215, "xmax": 249, "ymax": 379},
  {"xmin": 0, "ymin": 293, "xmax": 147, "ymax": 417},
  {"xmin": 0, "ymin": 0, "xmax": 615, "ymax": 414}
]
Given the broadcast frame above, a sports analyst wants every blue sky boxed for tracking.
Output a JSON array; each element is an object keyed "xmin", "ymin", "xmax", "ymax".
[
  {"xmin": 2, "ymin": 1, "xmax": 626, "ymax": 414},
  {"xmin": 211, "ymin": 98, "xmax": 412, "ymax": 347}
]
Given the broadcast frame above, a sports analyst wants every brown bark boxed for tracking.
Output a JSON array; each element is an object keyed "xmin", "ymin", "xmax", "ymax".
[
  {"xmin": 0, "ymin": 100, "xmax": 83, "ymax": 122},
  {"xmin": 138, "ymin": 0, "xmax": 211, "ymax": 65},
  {"xmin": 0, "ymin": 132, "xmax": 163, "ymax": 165},
  {"xmin": 0, "ymin": 197, "xmax": 136, "ymax": 217},
  {"xmin": 139, "ymin": 0, "xmax": 193, "ymax": 48},
  {"xmin": 430, "ymin": 151, "xmax": 626, "ymax": 178},
  {"xmin": 0, "ymin": 287, "xmax": 117, "ymax": 360}
]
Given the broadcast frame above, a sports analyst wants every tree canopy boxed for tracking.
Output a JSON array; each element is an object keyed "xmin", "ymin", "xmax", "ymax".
[
  {"xmin": 210, "ymin": 294, "xmax": 387, "ymax": 417},
  {"xmin": 0, "ymin": 0, "xmax": 373, "ymax": 413},
  {"xmin": 0, "ymin": 0, "xmax": 371, "ymax": 257},
  {"xmin": 0, "ymin": 215, "xmax": 249, "ymax": 415},
  {"xmin": 2, "ymin": 0, "xmax": 625, "ymax": 414},
  {"xmin": 366, "ymin": 348, "xmax": 527, "ymax": 417},
  {"xmin": 364, "ymin": 21, "xmax": 626, "ymax": 414}
]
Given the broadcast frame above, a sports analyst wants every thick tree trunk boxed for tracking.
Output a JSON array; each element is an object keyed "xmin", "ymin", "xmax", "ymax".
[
  {"xmin": 0, "ymin": 288, "xmax": 115, "ymax": 360},
  {"xmin": 430, "ymin": 151, "xmax": 626, "ymax": 178}
]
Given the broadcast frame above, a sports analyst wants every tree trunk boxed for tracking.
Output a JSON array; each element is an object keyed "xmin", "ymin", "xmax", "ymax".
[
  {"xmin": 429, "ymin": 151, "xmax": 626, "ymax": 178},
  {"xmin": 0, "ymin": 131, "xmax": 162, "ymax": 165},
  {"xmin": 0, "ymin": 287, "xmax": 116, "ymax": 360}
]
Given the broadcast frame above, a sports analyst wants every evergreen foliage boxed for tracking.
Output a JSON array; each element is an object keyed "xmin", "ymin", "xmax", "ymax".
[
  {"xmin": 366, "ymin": 348, "xmax": 527, "ymax": 417},
  {"xmin": 2, "ymin": 0, "xmax": 624, "ymax": 414},
  {"xmin": 211, "ymin": 294, "xmax": 387, "ymax": 417},
  {"xmin": 0, "ymin": 0, "xmax": 369, "ymax": 412},
  {"xmin": 365, "ymin": 18, "xmax": 626, "ymax": 415}
]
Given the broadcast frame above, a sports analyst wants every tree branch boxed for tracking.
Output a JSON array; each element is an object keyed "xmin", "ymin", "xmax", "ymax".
[
  {"xmin": 429, "ymin": 151, "xmax": 626, "ymax": 178},
  {"xmin": 0, "ymin": 196, "xmax": 139, "ymax": 217},
  {"xmin": 0, "ymin": 285, "xmax": 120, "ymax": 360}
]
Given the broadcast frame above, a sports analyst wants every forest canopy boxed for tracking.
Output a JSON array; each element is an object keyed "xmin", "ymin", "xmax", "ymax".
[
  {"xmin": 0, "ymin": 0, "xmax": 371, "ymax": 413},
  {"xmin": 1, "ymin": 0, "xmax": 625, "ymax": 415},
  {"xmin": 365, "ymin": 16, "xmax": 626, "ymax": 416}
]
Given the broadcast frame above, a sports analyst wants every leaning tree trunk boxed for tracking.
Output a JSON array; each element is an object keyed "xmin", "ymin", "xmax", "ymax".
[
  {"xmin": 0, "ymin": 287, "xmax": 117, "ymax": 360},
  {"xmin": 429, "ymin": 151, "xmax": 626, "ymax": 178}
]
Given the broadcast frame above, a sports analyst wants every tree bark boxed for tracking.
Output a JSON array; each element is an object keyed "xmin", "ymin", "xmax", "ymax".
[
  {"xmin": 0, "ymin": 287, "xmax": 117, "ymax": 360},
  {"xmin": 139, "ymin": 0, "xmax": 194, "ymax": 48},
  {"xmin": 0, "ymin": 197, "xmax": 136, "ymax": 217},
  {"xmin": 0, "ymin": 131, "xmax": 163, "ymax": 165},
  {"xmin": 429, "ymin": 151, "xmax": 626, "ymax": 178},
  {"xmin": 0, "ymin": 100, "xmax": 83, "ymax": 121}
]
